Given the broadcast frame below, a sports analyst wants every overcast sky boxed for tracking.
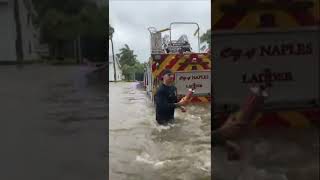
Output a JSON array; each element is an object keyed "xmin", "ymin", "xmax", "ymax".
[{"xmin": 109, "ymin": 0, "xmax": 211, "ymax": 63}]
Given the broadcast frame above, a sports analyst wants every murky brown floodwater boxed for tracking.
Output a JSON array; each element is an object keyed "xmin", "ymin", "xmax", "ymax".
[
  {"xmin": 1, "ymin": 65, "xmax": 317, "ymax": 180},
  {"xmin": 213, "ymin": 127, "xmax": 319, "ymax": 180},
  {"xmin": 0, "ymin": 65, "xmax": 107, "ymax": 180},
  {"xmin": 109, "ymin": 82, "xmax": 211, "ymax": 180}
]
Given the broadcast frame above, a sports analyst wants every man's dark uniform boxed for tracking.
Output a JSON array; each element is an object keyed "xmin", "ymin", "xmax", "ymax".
[{"xmin": 155, "ymin": 83, "xmax": 178, "ymax": 125}]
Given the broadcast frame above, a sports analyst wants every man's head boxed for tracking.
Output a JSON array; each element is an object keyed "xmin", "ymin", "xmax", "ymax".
[{"xmin": 162, "ymin": 69, "xmax": 174, "ymax": 85}]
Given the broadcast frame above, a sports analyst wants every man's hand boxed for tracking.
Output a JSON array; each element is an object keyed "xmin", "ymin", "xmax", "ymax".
[
  {"xmin": 226, "ymin": 140, "xmax": 242, "ymax": 161},
  {"xmin": 217, "ymin": 114, "xmax": 247, "ymax": 139},
  {"xmin": 178, "ymin": 97, "xmax": 189, "ymax": 106}
]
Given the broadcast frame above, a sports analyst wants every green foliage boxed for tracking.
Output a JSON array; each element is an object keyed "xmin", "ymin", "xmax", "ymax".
[
  {"xmin": 40, "ymin": 9, "xmax": 82, "ymax": 42},
  {"xmin": 109, "ymin": 24, "xmax": 114, "ymax": 39},
  {"xmin": 117, "ymin": 44, "xmax": 138, "ymax": 67},
  {"xmin": 133, "ymin": 62, "xmax": 145, "ymax": 81},
  {"xmin": 116, "ymin": 44, "xmax": 145, "ymax": 81},
  {"xmin": 32, "ymin": 0, "xmax": 107, "ymax": 59},
  {"xmin": 33, "ymin": 0, "xmax": 88, "ymax": 41},
  {"xmin": 80, "ymin": 5, "xmax": 107, "ymax": 39},
  {"xmin": 200, "ymin": 29, "xmax": 211, "ymax": 49},
  {"xmin": 121, "ymin": 64, "xmax": 135, "ymax": 81}
]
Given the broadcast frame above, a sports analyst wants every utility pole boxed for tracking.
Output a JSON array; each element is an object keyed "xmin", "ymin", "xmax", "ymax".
[
  {"xmin": 77, "ymin": 36, "xmax": 82, "ymax": 64},
  {"xmin": 14, "ymin": 0, "xmax": 23, "ymax": 64},
  {"xmin": 111, "ymin": 38, "xmax": 117, "ymax": 81},
  {"xmin": 110, "ymin": 26, "xmax": 117, "ymax": 82}
]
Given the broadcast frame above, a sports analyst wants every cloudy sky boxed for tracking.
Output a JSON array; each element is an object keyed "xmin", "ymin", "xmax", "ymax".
[{"xmin": 109, "ymin": 0, "xmax": 211, "ymax": 63}]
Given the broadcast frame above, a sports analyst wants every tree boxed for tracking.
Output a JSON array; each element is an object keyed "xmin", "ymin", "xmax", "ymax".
[
  {"xmin": 80, "ymin": 5, "xmax": 107, "ymax": 62},
  {"xmin": 133, "ymin": 62, "xmax": 145, "ymax": 81},
  {"xmin": 32, "ymin": 0, "xmax": 85, "ymax": 57},
  {"xmin": 200, "ymin": 29, "xmax": 211, "ymax": 50},
  {"xmin": 121, "ymin": 64, "xmax": 135, "ymax": 81},
  {"xmin": 32, "ymin": 0, "xmax": 107, "ymax": 61},
  {"xmin": 109, "ymin": 24, "xmax": 116, "ymax": 81},
  {"xmin": 116, "ymin": 44, "xmax": 146, "ymax": 81},
  {"xmin": 109, "ymin": 24, "xmax": 114, "ymax": 39},
  {"xmin": 117, "ymin": 44, "xmax": 138, "ymax": 67}
]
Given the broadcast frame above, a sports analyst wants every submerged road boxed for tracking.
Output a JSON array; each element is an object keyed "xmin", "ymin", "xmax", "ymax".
[
  {"xmin": 0, "ymin": 65, "xmax": 107, "ymax": 180},
  {"xmin": 109, "ymin": 82, "xmax": 211, "ymax": 180}
]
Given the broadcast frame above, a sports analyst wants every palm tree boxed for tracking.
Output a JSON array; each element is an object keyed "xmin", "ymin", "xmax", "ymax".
[
  {"xmin": 117, "ymin": 44, "xmax": 138, "ymax": 81},
  {"xmin": 118, "ymin": 44, "xmax": 137, "ymax": 66},
  {"xmin": 109, "ymin": 24, "xmax": 117, "ymax": 81},
  {"xmin": 200, "ymin": 29, "xmax": 211, "ymax": 50}
]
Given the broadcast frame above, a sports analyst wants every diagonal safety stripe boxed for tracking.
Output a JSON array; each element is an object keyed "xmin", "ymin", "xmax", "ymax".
[
  {"xmin": 278, "ymin": 111, "xmax": 311, "ymax": 128},
  {"xmin": 186, "ymin": 64, "xmax": 193, "ymax": 71},
  {"xmin": 213, "ymin": 0, "xmax": 235, "ymax": 25},
  {"xmin": 289, "ymin": 10, "xmax": 316, "ymax": 26},
  {"xmin": 237, "ymin": 10, "xmax": 304, "ymax": 29},
  {"xmin": 150, "ymin": 53, "xmax": 211, "ymax": 104},
  {"xmin": 273, "ymin": 10, "xmax": 299, "ymax": 27},
  {"xmin": 178, "ymin": 54, "xmax": 209, "ymax": 71},
  {"xmin": 252, "ymin": 112, "xmax": 263, "ymax": 127},
  {"xmin": 178, "ymin": 54, "xmax": 194, "ymax": 71},
  {"xmin": 214, "ymin": 11, "xmax": 247, "ymax": 30},
  {"xmin": 177, "ymin": 57, "xmax": 191, "ymax": 71},
  {"xmin": 165, "ymin": 54, "xmax": 181, "ymax": 70},
  {"xmin": 214, "ymin": 0, "xmax": 318, "ymax": 30},
  {"xmin": 256, "ymin": 112, "xmax": 291, "ymax": 128},
  {"xmin": 173, "ymin": 55, "xmax": 210, "ymax": 72},
  {"xmin": 214, "ymin": 0, "xmax": 258, "ymax": 30},
  {"xmin": 198, "ymin": 54, "xmax": 211, "ymax": 69},
  {"xmin": 171, "ymin": 56, "xmax": 186, "ymax": 72},
  {"xmin": 152, "ymin": 55, "xmax": 166, "ymax": 72},
  {"xmin": 301, "ymin": 109, "xmax": 320, "ymax": 125},
  {"xmin": 196, "ymin": 64, "xmax": 203, "ymax": 70},
  {"xmin": 237, "ymin": 11, "xmax": 261, "ymax": 30},
  {"xmin": 155, "ymin": 54, "xmax": 174, "ymax": 76},
  {"xmin": 156, "ymin": 55, "xmax": 181, "ymax": 78},
  {"xmin": 155, "ymin": 54, "xmax": 175, "ymax": 77}
]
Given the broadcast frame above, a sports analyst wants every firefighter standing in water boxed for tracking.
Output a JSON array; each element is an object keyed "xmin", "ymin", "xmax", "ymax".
[
  {"xmin": 155, "ymin": 69, "xmax": 189, "ymax": 125},
  {"xmin": 155, "ymin": 68, "xmax": 268, "ymax": 160}
]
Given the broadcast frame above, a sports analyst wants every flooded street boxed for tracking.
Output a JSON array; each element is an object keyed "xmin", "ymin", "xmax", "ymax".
[
  {"xmin": 109, "ymin": 82, "xmax": 211, "ymax": 180},
  {"xmin": 213, "ymin": 129, "xmax": 319, "ymax": 180},
  {"xmin": 0, "ymin": 65, "xmax": 107, "ymax": 180},
  {"xmin": 1, "ymin": 65, "xmax": 317, "ymax": 180}
]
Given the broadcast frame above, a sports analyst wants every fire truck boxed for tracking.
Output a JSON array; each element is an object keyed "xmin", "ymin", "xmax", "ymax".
[
  {"xmin": 143, "ymin": 22, "xmax": 211, "ymax": 104},
  {"xmin": 213, "ymin": 0, "xmax": 320, "ymax": 128}
]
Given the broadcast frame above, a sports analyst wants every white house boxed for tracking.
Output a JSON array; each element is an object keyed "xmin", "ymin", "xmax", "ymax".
[
  {"xmin": 0, "ymin": 0, "xmax": 40, "ymax": 62},
  {"xmin": 109, "ymin": 55, "xmax": 123, "ymax": 82}
]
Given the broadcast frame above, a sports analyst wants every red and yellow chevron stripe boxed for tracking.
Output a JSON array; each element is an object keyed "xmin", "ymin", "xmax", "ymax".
[
  {"xmin": 151, "ymin": 53, "xmax": 211, "ymax": 103},
  {"xmin": 152, "ymin": 53, "xmax": 211, "ymax": 76},
  {"xmin": 217, "ymin": 108, "xmax": 320, "ymax": 128},
  {"xmin": 213, "ymin": 0, "xmax": 319, "ymax": 31}
]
